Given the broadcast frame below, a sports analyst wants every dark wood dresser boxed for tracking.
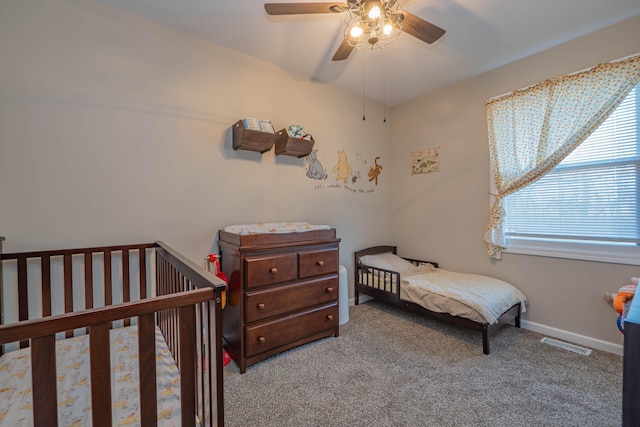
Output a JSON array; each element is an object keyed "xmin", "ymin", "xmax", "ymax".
[{"xmin": 218, "ymin": 227, "xmax": 340, "ymax": 373}]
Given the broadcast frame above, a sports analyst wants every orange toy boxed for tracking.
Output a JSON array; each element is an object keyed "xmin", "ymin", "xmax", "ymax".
[
  {"xmin": 613, "ymin": 280, "xmax": 637, "ymax": 315},
  {"xmin": 207, "ymin": 254, "xmax": 228, "ymax": 309}
]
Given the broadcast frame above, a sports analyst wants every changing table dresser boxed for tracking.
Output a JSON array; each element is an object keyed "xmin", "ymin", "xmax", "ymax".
[{"xmin": 218, "ymin": 224, "xmax": 340, "ymax": 373}]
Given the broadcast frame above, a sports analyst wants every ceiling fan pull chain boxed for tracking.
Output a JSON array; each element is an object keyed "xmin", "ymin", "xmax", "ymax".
[
  {"xmin": 362, "ymin": 52, "xmax": 366, "ymax": 121},
  {"xmin": 383, "ymin": 48, "xmax": 387, "ymax": 123}
]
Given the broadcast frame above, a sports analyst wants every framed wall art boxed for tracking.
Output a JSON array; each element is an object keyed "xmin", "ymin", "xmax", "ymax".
[{"xmin": 411, "ymin": 147, "xmax": 440, "ymax": 175}]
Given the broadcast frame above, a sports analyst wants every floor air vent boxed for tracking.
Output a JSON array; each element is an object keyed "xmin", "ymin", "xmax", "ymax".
[{"xmin": 540, "ymin": 337, "xmax": 592, "ymax": 355}]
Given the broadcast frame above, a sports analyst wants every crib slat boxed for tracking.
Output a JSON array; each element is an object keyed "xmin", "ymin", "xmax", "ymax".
[
  {"xmin": 123, "ymin": 249, "xmax": 131, "ymax": 326},
  {"xmin": 83, "ymin": 253, "xmax": 93, "ymax": 335},
  {"xmin": 197, "ymin": 302, "xmax": 205, "ymax": 421},
  {"xmin": 18, "ymin": 257, "xmax": 29, "ymax": 348},
  {"xmin": 64, "ymin": 254, "xmax": 73, "ymax": 338},
  {"xmin": 214, "ymin": 296, "xmax": 225, "ymax": 427},
  {"xmin": 139, "ymin": 248, "xmax": 147, "ymax": 299},
  {"xmin": 139, "ymin": 313, "xmax": 157, "ymax": 427},
  {"xmin": 173, "ymin": 266, "xmax": 179, "ymax": 367},
  {"xmin": 123, "ymin": 249, "xmax": 130, "ymax": 302},
  {"xmin": 42, "ymin": 256, "xmax": 52, "ymax": 317},
  {"xmin": 170, "ymin": 265, "xmax": 176, "ymax": 365},
  {"xmin": 17, "ymin": 257, "xmax": 28, "ymax": 321},
  {"xmin": 63, "ymin": 254, "xmax": 72, "ymax": 312},
  {"xmin": 180, "ymin": 304, "xmax": 196, "ymax": 427},
  {"xmin": 84, "ymin": 252, "xmax": 93, "ymax": 309},
  {"xmin": 104, "ymin": 251, "xmax": 112, "ymax": 305},
  {"xmin": 31, "ymin": 334, "xmax": 58, "ymax": 427},
  {"xmin": 90, "ymin": 322, "xmax": 112, "ymax": 427}
]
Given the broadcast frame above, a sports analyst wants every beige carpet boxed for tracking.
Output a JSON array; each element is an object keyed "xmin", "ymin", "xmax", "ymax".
[{"xmin": 224, "ymin": 300, "xmax": 622, "ymax": 427}]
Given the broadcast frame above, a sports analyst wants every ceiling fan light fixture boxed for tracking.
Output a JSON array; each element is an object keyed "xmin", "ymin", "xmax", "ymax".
[
  {"xmin": 345, "ymin": 0, "xmax": 402, "ymax": 50},
  {"xmin": 350, "ymin": 24, "xmax": 364, "ymax": 38},
  {"xmin": 263, "ymin": 1, "xmax": 445, "ymax": 61},
  {"xmin": 368, "ymin": 5, "xmax": 381, "ymax": 19}
]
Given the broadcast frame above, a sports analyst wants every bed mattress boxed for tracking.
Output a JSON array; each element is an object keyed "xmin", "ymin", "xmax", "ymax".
[
  {"xmin": 360, "ymin": 265, "xmax": 527, "ymax": 324},
  {"xmin": 0, "ymin": 325, "xmax": 183, "ymax": 426},
  {"xmin": 401, "ymin": 266, "xmax": 526, "ymax": 324}
]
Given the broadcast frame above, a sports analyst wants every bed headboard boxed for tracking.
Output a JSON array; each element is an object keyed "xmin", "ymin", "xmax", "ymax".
[
  {"xmin": 354, "ymin": 245, "xmax": 398, "ymax": 262},
  {"xmin": 354, "ymin": 245, "xmax": 438, "ymax": 269}
]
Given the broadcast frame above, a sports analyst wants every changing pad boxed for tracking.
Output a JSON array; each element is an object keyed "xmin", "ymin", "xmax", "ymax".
[{"xmin": 223, "ymin": 222, "xmax": 330, "ymax": 235}]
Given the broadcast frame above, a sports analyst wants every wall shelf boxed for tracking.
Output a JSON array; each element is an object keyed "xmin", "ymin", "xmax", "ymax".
[
  {"xmin": 232, "ymin": 120, "xmax": 276, "ymax": 153},
  {"xmin": 275, "ymin": 129, "xmax": 315, "ymax": 158}
]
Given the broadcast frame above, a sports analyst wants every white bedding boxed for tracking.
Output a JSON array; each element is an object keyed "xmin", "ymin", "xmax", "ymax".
[
  {"xmin": 402, "ymin": 265, "xmax": 527, "ymax": 324},
  {"xmin": 360, "ymin": 264, "xmax": 527, "ymax": 324},
  {"xmin": 0, "ymin": 325, "xmax": 183, "ymax": 427}
]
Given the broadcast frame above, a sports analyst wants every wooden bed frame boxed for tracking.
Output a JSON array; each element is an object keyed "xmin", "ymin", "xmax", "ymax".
[
  {"xmin": 354, "ymin": 245, "xmax": 521, "ymax": 355},
  {"xmin": 0, "ymin": 241, "xmax": 226, "ymax": 427}
]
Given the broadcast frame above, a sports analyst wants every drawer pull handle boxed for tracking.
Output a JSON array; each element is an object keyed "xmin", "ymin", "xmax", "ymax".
[
  {"xmin": 269, "ymin": 267, "xmax": 278, "ymax": 274},
  {"xmin": 258, "ymin": 336, "xmax": 266, "ymax": 343},
  {"xmin": 326, "ymin": 315, "xmax": 334, "ymax": 321},
  {"xmin": 316, "ymin": 260, "xmax": 324, "ymax": 266},
  {"xmin": 326, "ymin": 287, "xmax": 334, "ymax": 293},
  {"xmin": 257, "ymin": 303, "xmax": 265, "ymax": 310}
]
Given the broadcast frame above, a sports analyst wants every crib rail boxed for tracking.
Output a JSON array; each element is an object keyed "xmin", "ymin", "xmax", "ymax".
[
  {"xmin": 0, "ymin": 242, "xmax": 156, "ymax": 347},
  {"xmin": 155, "ymin": 242, "xmax": 226, "ymax": 426},
  {"xmin": 0, "ymin": 241, "xmax": 226, "ymax": 427}
]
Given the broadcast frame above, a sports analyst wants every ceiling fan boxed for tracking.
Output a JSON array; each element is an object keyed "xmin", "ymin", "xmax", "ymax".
[{"xmin": 264, "ymin": 1, "xmax": 445, "ymax": 61}]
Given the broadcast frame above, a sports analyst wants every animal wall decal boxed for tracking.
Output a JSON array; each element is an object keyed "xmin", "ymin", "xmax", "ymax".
[
  {"xmin": 368, "ymin": 156, "xmax": 383, "ymax": 185},
  {"xmin": 333, "ymin": 150, "xmax": 353, "ymax": 183},
  {"xmin": 305, "ymin": 149, "xmax": 327, "ymax": 180},
  {"xmin": 304, "ymin": 148, "xmax": 379, "ymax": 194}
]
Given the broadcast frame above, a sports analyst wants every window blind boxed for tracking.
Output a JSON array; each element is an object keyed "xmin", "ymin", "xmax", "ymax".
[{"xmin": 504, "ymin": 83, "xmax": 640, "ymax": 245}]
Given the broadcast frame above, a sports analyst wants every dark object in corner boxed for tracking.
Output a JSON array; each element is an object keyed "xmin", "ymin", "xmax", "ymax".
[{"xmin": 623, "ymin": 293, "xmax": 640, "ymax": 426}]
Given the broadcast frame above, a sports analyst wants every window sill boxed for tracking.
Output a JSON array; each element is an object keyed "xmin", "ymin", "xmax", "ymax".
[{"xmin": 504, "ymin": 240, "xmax": 640, "ymax": 266}]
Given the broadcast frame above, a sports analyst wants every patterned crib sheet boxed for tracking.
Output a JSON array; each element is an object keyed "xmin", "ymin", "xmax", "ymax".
[
  {"xmin": 0, "ymin": 325, "xmax": 182, "ymax": 426},
  {"xmin": 223, "ymin": 222, "xmax": 330, "ymax": 235}
]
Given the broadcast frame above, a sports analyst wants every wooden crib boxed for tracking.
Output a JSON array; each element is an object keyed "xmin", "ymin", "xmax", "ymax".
[{"xmin": 0, "ymin": 240, "xmax": 225, "ymax": 427}]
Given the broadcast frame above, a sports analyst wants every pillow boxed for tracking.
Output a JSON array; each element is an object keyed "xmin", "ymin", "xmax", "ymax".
[{"xmin": 359, "ymin": 253, "xmax": 416, "ymax": 273}]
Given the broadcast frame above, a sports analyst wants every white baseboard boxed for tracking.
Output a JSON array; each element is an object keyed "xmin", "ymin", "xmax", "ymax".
[
  {"xmin": 521, "ymin": 320, "xmax": 623, "ymax": 356},
  {"xmin": 349, "ymin": 296, "xmax": 623, "ymax": 356},
  {"xmin": 349, "ymin": 295, "xmax": 372, "ymax": 306}
]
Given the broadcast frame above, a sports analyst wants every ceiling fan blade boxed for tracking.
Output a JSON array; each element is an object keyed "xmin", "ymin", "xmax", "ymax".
[
  {"xmin": 332, "ymin": 37, "xmax": 355, "ymax": 61},
  {"xmin": 398, "ymin": 11, "xmax": 445, "ymax": 44},
  {"xmin": 265, "ymin": 3, "xmax": 348, "ymax": 15}
]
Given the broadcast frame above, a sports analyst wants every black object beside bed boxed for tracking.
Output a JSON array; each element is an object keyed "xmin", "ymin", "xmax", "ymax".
[{"xmin": 354, "ymin": 245, "xmax": 523, "ymax": 355}]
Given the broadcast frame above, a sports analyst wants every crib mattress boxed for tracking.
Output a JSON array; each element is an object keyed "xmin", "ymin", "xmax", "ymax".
[{"xmin": 0, "ymin": 325, "xmax": 182, "ymax": 426}]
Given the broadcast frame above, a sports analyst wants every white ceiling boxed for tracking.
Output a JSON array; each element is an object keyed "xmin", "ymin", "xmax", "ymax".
[{"xmin": 97, "ymin": 0, "xmax": 640, "ymax": 106}]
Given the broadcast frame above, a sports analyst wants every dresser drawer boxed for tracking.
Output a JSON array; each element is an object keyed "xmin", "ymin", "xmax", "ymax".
[
  {"xmin": 245, "ymin": 276, "xmax": 338, "ymax": 323},
  {"xmin": 245, "ymin": 253, "xmax": 297, "ymax": 288},
  {"xmin": 299, "ymin": 248, "xmax": 339, "ymax": 279},
  {"xmin": 245, "ymin": 305, "xmax": 338, "ymax": 358}
]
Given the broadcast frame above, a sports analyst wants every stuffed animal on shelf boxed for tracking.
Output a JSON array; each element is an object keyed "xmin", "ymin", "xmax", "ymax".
[{"xmin": 603, "ymin": 277, "xmax": 637, "ymax": 333}]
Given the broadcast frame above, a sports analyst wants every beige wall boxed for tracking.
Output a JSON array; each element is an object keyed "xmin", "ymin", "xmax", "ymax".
[
  {"xmin": 391, "ymin": 15, "xmax": 640, "ymax": 351},
  {"xmin": 0, "ymin": 0, "xmax": 393, "ymax": 271}
]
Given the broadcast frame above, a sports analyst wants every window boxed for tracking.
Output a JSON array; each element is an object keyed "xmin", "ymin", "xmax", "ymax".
[{"xmin": 503, "ymin": 83, "xmax": 640, "ymax": 265}]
